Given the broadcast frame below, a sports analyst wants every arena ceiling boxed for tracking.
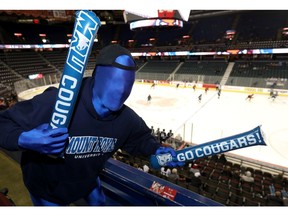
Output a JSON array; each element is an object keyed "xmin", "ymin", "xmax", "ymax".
[{"xmin": 0, "ymin": 10, "xmax": 242, "ymax": 25}]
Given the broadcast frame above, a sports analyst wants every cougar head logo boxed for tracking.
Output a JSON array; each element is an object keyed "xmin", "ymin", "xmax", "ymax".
[
  {"xmin": 156, "ymin": 153, "xmax": 172, "ymax": 166},
  {"xmin": 76, "ymin": 31, "xmax": 89, "ymax": 51}
]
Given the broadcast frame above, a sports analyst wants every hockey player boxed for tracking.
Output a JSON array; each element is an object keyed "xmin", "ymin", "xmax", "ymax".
[
  {"xmin": 269, "ymin": 90, "xmax": 274, "ymax": 98},
  {"xmin": 192, "ymin": 84, "xmax": 196, "ymax": 91},
  {"xmin": 217, "ymin": 89, "xmax": 221, "ymax": 99},
  {"xmin": 0, "ymin": 45, "xmax": 183, "ymax": 206},
  {"xmin": 147, "ymin": 94, "xmax": 152, "ymax": 103},
  {"xmin": 246, "ymin": 94, "xmax": 254, "ymax": 101},
  {"xmin": 198, "ymin": 94, "xmax": 202, "ymax": 103},
  {"xmin": 270, "ymin": 91, "xmax": 278, "ymax": 101}
]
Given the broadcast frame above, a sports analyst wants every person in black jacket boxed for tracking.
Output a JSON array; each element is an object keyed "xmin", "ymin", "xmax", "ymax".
[
  {"xmin": 0, "ymin": 44, "xmax": 183, "ymax": 206},
  {"xmin": 0, "ymin": 97, "xmax": 8, "ymax": 111}
]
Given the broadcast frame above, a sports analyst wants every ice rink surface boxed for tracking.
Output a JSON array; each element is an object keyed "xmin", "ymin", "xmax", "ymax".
[
  {"xmin": 126, "ymin": 83, "xmax": 288, "ymax": 170},
  {"xmin": 20, "ymin": 82, "xmax": 288, "ymax": 170}
]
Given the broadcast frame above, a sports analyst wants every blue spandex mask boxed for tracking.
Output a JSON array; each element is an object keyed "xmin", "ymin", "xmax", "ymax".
[{"xmin": 92, "ymin": 53, "xmax": 136, "ymax": 118}]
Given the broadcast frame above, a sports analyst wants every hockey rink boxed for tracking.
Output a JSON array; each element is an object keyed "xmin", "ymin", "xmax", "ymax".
[
  {"xmin": 19, "ymin": 82, "xmax": 288, "ymax": 170},
  {"xmin": 126, "ymin": 83, "xmax": 288, "ymax": 170}
]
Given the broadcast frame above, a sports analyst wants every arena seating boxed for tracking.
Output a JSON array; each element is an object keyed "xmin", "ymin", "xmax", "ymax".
[
  {"xmin": 228, "ymin": 60, "xmax": 288, "ymax": 88},
  {"xmin": 137, "ymin": 60, "xmax": 180, "ymax": 80},
  {"xmin": 113, "ymin": 145, "xmax": 288, "ymax": 206},
  {"xmin": 236, "ymin": 11, "xmax": 287, "ymax": 42}
]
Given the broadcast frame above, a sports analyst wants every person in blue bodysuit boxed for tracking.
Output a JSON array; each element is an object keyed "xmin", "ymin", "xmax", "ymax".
[{"xmin": 0, "ymin": 44, "xmax": 183, "ymax": 206}]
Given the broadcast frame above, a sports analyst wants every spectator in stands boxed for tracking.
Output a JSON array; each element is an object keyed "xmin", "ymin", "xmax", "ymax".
[
  {"xmin": 160, "ymin": 167, "xmax": 165, "ymax": 176},
  {"xmin": 272, "ymin": 173, "xmax": 285, "ymax": 185},
  {"xmin": 183, "ymin": 162, "xmax": 192, "ymax": 172},
  {"xmin": 159, "ymin": 129, "xmax": 167, "ymax": 144},
  {"xmin": 133, "ymin": 163, "xmax": 141, "ymax": 170},
  {"xmin": 0, "ymin": 97, "xmax": 8, "ymax": 111},
  {"xmin": 221, "ymin": 165, "xmax": 233, "ymax": 179},
  {"xmin": 143, "ymin": 164, "xmax": 150, "ymax": 173},
  {"xmin": 281, "ymin": 189, "xmax": 288, "ymax": 206},
  {"xmin": 233, "ymin": 165, "xmax": 246, "ymax": 177},
  {"xmin": 115, "ymin": 149, "xmax": 124, "ymax": 160},
  {"xmin": 283, "ymin": 197, "xmax": 288, "ymax": 206},
  {"xmin": 0, "ymin": 44, "xmax": 183, "ymax": 206},
  {"xmin": 239, "ymin": 166, "xmax": 246, "ymax": 175},
  {"xmin": 210, "ymin": 154, "xmax": 219, "ymax": 162},
  {"xmin": 269, "ymin": 184, "xmax": 276, "ymax": 195},
  {"xmin": 166, "ymin": 130, "xmax": 174, "ymax": 143},
  {"xmin": 161, "ymin": 167, "xmax": 171, "ymax": 177},
  {"xmin": 155, "ymin": 128, "xmax": 161, "ymax": 142},
  {"xmin": 168, "ymin": 168, "xmax": 185, "ymax": 182},
  {"xmin": 189, "ymin": 163, "xmax": 201, "ymax": 177},
  {"xmin": 175, "ymin": 134, "xmax": 182, "ymax": 142},
  {"xmin": 218, "ymin": 154, "xmax": 227, "ymax": 164},
  {"xmin": 150, "ymin": 126, "xmax": 155, "ymax": 136},
  {"xmin": 189, "ymin": 172, "xmax": 203, "ymax": 188},
  {"xmin": 168, "ymin": 168, "xmax": 179, "ymax": 181},
  {"xmin": 266, "ymin": 190, "xmax": 284, "ymax": 206},
  {"xmin": 240, "ymin": 171, "xmax": 254, "ymax": 183}
]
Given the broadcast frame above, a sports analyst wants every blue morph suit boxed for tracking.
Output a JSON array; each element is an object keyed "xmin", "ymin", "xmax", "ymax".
[{"xmin": 0, "ymin": 45, "xmax": 173, "ymax": 205}]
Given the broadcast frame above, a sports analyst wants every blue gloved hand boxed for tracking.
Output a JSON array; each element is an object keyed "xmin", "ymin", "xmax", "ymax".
[
  {"xmin": 154, "ymin": 146, "xmax": 185, "ymax": 168},
  {"xmin": 18, "ymin": 123, "xmax": 69, "ymax": 154},
  {"xmin": 84, "ymin": 177, "xmax": 106, "ymax": 206}
]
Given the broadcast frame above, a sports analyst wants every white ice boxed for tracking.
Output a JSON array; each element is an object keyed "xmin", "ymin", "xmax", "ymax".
[
  {"xmin": 125, "ymin": 82, "xmax": 288, "ymax": 170},
  {"xmin": 20, "ymin": 82, "xmax": 288, "ymax": 170}
]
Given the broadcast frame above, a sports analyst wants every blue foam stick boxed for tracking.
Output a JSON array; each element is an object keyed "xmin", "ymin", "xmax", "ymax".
[
  {"xmin": 150, "ymin": 126, "xmax": 267, "ymax": 169},
  {"xmin": 49, "ymin": 10, "xmax": 100, "ymax": 129}
]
